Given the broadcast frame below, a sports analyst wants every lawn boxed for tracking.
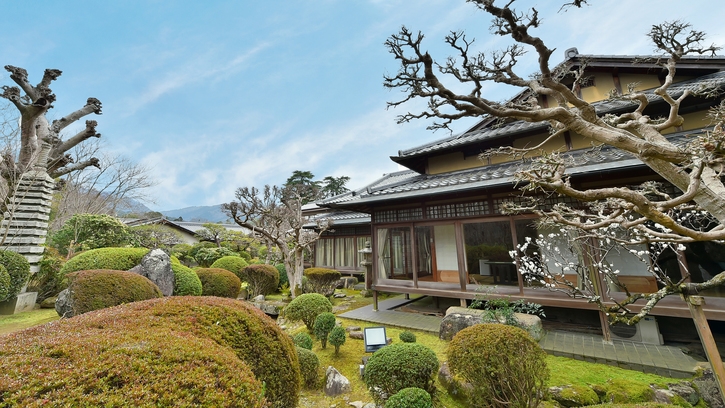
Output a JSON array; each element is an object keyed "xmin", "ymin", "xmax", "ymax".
[{"xmin": 0, "ymin": 307, "xmax": 59, "ymax": 336}]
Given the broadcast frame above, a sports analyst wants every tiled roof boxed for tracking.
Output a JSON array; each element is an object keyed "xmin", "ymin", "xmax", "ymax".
[
  {"xmin": 329, "ymin": 132, "xmax": 695, "ymax": 207},
  {"xmin": 396, "ymin": 70, "xmax": 725, "ymax": 159}
]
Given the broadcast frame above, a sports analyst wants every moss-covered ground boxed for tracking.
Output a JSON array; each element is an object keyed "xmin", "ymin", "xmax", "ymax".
[{"xmin": 0, "ymin": 292, "xmax": 683, "ymax": 407}]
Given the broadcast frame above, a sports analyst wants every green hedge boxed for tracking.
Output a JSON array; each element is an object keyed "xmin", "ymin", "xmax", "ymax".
[
  {"xmin": 210, "ymin": 256, "xmax": 249, "ymax": 280},
  {"xmin": 386, "ymin": 387, "xmax": 433, "ymax": 408},
  {"xmin": 65, "ymin": 270, "xmax": 163, "ymax": 315},
  {"xmin": 195, "ymin": 268, "xmax": 241, "ymax": 298},
  {"xmin": 0, "ymin": 250, "xmax": 31, "ymax": 300},
  {"xmin": 170, "ymin": 263, "xmax": 202, "ymax": 296},
  {"xmin": 296, "ymin": 346, "xmax": 320, "ymax": 389},
  {"xmin": 0, "ymin": 297, "xmax": 299, "ymax": 407},
  {"xmin": 0, "ymin": 265, "xmax": 11, "ymax": 302},
  {"xmin": 59, "ymin": 247, "xmax": 149, "ymax": 279},
  {"xmin": 448, "ymin": 324, "xmax": 549, "ymax": 408},
  {"xmin": 293, "ymin": 332, "xmax": 313, "ymax": 350},
  {"xmin": 362, "ymin": 343, "xmax": 439, "ymax": 405},
  {"xmin": 283, "ymin": 293, "xmax": 332, "ymax": 332}
]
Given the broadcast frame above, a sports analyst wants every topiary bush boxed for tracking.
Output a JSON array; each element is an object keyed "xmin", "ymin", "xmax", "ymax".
[
  {"xmin": 50, "ymin": 213, "xmax": 134, "ymax": 256},
  {"xmin": 0, "ymin": 250, "xmax": 31, "ymax": 301},
  {"xmin": 313, "ymin": 312, "xmax": 337, "ymax": 349},
  {"xmin": 0, "ymin": 296, "xmax": 299, "ymax": 407},
  {"xmin": 293, "ymin": 332, "xmax": 314, "ymax": 350},
  {"xmin": 447, "ymin": 323, "xmax": 549, "ymax": 408},
  {"xmin": 283, "ymin": 293, "xmax": 333, "ymax": 332},
  {"xmin": 170, "ymin": 262, "xmax": 202, "ymax": 296},
  {"xmin": 210, "ymin": 256, "xmax": 249, "ymax": 280},
  {"xmin": 64, "ymin": 270, "xmax": 163, "ymax": 315},
  {"xmin": 296, "ymin": 346, "xmax": 320, "ymax": 389},
  {"xmin": 399, "ymin": 330, "xmax": 417, "ymax": 343},
  {"xmin": 275, "ymin": 263, "xmax": 288, "ymax": 289},
  {"xmin": 386, "ymin": 387, "xmax": 433, "ymax": 408},
  {"xmin": 195, "ymin": 268, "xmax": 242, "ymax": 298},
  {"xmin": 0, "ymin": 265, "xmax": 11, "ymax": 302},
  {"xmin": 303, "ymin": 267, "xmax": 341, "ymax": 296},
  {"xmin": 363, "ymin": 342, "xmax": 439, "ymax": 405},
  {"xmin": 59, "ymin": 247, "xmax": 149, "ymax": 282},
  {"xmin": 239, "ymin": 264, "xmax": 279, "ymax": 297},
  {"xmin": 328, "ymin": 325, "xmax": 346, "ymax": 356}
]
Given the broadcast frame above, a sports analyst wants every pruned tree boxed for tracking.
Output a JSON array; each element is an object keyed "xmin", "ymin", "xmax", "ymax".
[
  {"xmin": 222, "ymin": 184, "xmax": 331, "ymax": 297},
  {"xmin": 195, "ymin": 223, "xmax": 234, "ymax": 248},
  {"xmin": 1, "ymin": 66, "xmax": 103, "ymax": 182},
  {"xmin": 385, "ymin": 0, "xmax": 725, "ymax": 314},
  {"xmin": 385, "ymin": 0, "xmax": 725, "ymax": 393}
]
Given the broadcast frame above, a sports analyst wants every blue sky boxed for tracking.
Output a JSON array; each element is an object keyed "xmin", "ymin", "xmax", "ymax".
[{"xmin": 1, "ymin": 1, "xmax": 723, "ymax": 211}]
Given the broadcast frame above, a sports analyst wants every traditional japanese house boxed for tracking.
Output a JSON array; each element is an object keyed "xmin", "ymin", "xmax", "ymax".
[{"xmin": 312, "ymin": 51, "xmax": 725, "ymax": 341}]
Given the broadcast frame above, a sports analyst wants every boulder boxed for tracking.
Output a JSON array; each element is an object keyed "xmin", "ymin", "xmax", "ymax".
[
  {"xmin": 252, "ymin": 294, "xmax": 265, "ymax": 302},
  {"xmin": 548, "ymin": 385, "xmax": 600, "ymax": 407},
  {"xmin": 128, "ymin": 249, "xmax": 174, "ymax": 296},
  {"xmin": 325, "ymin": 366, "xmax": 351, "ymax": 396},
  {"xmin": 251, "ymin": 299, "xmax": 285, "ymax": 316},
  {"xmin": 337, "ymin": 277, "xmax": 358, "ymax": 289},
  {"xmin": 39, "ymin": 296, "xmax": 57, "ymax": 309},
  {"xmin": 693, "ymin": 369, "xmax": 724, "ymax": 408},
  {"xmin": 439, "ymin": 306, "xmax": 543, "ymax": 341},
  {"xmin": 55, "ymin": 288, "xmax": 73, "ymax": 318},
  {"xmin": 349, "ymin": 331, "xmax": 364, "ymax": 340}
]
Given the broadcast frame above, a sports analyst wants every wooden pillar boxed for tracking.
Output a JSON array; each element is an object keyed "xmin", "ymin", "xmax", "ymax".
[{"xmin": 683, "ymin": 295, "xmax": 725, "ymax": 401}]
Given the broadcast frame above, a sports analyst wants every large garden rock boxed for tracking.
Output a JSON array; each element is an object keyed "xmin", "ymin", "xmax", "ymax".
[
  {"xmin": 324, "ymin": 366, "xmax": 351, "ymax": 396},
  {"xmin": 548, "ymin": 384, "xmax": 600, "ymax": 407},
  {"xmin": 693, "ymin": 369, "xmax": 724, "ymax": 408},
  {"xmin": 55, "ymin": 288, "xmax": 73, "ymax": 318},
  {"xmin": 438, "ymin": 362, "xmax": 471, "ymax": 400},
  {"xmin": 128, "ymin": 249, "xmax": 174, "ymax": 296},
  {"xmin": 439, "ymin": 306, "xmax": 543, "ymax": 341}
]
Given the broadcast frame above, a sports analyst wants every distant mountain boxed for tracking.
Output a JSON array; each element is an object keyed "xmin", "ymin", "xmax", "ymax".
[
  {"xmin": 161, "ymin": 205, "xmax": 230, "ymax": 223},
  {"xmin": 115, "ymin": 197, "xmax": 154, "ymax": 216}
]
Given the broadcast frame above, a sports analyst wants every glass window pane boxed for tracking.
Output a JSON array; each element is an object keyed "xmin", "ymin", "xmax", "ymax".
[
  {"xmin": 464, "ymin": 221, "xmax": 515, "ymax": 286},
  {"xmin": 376, "ymin": 227, "xmax": 412, "ymax": 280}
]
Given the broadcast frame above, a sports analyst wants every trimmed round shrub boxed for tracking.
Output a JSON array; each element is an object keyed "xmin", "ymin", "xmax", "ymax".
[
  {"xmin": 51, "ymin": 213, "xmax": 134, "ymax": 255},
  {"xmin": 313, "ymin": 312, "xmax": 337, "ymax": 349},
  {"xmin": 399, "ymin": 330, "xmax": 417, "ymax": 343},
  {"xmin": 328, "ymin": 325, "xmax": 346, "ymax": 356},
  {"xmin": 170, "ymin": 262, "xmax": 202, "ymax": 296},
  {"xmin": 303, "ymin": 267, "xmax": 341, "ymax": 296},
  {"xmin": 0, "ymin": 296, "xmax": 299, "ymax": 407},
  {"xmin": 275, "ymin": 263, "xmax": 288, "ymax": 288},
  {"xmin": 447, "ymin": 323, "xmax": 549, "ymax": 408},
  {"xmin": 363, "ymin": 343, "xmax": 439, "ymax": 405},
  {"xmin": 386, "ymin": 387, "xmax": 433, "ymax": 408},
  {"xmin": 293, "ymin": 332, "xmax": 314, "ymax": 350},
  {"xmin": 210, "ymin": 256, "xmax": 249, "ymax": 280},
  {"xmin": 283, "ymin": 293, "xmax": 333, "ymax": 332},
  {"xmin": 239, "ymin": 251, "xmax": 252, "ymax": 262},
  {"xmin": 296, "ymin": 346, "xmax": 320, "ymax": 389},
  {"xmin": 65, "ymin": 270, "xmax": 163, "ymax": 315},
  {"xmin": 0, "ymin": 265, "xmax": 11, "ymax": 302},
  {"xmin": 239, "ymin": 264, "xmax": 279, "ymax": 297},
  {"xmin": 59, "ymin": 247, "xmax": 149, "ymax": 279},
  {"xmin": 0, "ymin": 250, "xmax": 31, "ymax": 300},
  {"xmin": 195, "ymin": 268, "xmax": 242, "ymax": 298}
]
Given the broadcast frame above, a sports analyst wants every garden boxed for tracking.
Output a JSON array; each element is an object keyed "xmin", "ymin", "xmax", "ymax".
[{"xmin": 0, "ymin": 215, "xmax": 715, "ymax": 407}]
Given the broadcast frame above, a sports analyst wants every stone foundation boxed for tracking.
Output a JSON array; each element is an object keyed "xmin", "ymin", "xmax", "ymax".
[{"xmin": 0, "ymin": 292, "xmax": 38, "ymax": 315}]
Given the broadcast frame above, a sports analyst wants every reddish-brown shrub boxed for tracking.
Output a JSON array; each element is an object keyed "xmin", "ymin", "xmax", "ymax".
[
  {"xmin": 0, "ymin": 297, "xmax": 300, "ymax": 408},
  {"xmin": 65, "ymin": 269, "xmax": 163, "ymax": 315},
  {"xmin": 195, "ymin": 267, "xmax": 241, "ymax": 298}
]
